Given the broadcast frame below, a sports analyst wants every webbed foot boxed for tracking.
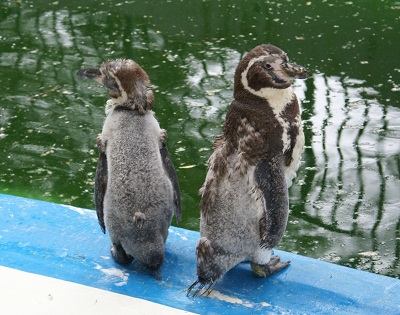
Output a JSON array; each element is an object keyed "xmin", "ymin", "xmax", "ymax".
[
  {"xmin": 111, "ymin": 243, "xmax": 134, "ymax": 265},
  {"xmin": 250, "ymin": 255, "xmax": 290, "ymax": 278}
]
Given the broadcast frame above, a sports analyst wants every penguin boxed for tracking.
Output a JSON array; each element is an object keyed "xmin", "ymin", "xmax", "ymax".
[
  {"xmin": 76, "ymin": 59, "xmax": 181, "ymax": 278},
  {"xmin": 187, "ymin": 44, "xmax": 308, "ymax": 297}
]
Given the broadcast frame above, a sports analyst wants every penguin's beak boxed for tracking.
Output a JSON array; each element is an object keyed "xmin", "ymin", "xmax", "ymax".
[
  {"xmin": 282, "ymin": 62, "xmax": 308, "ymax": 79},
  {"xmin": 76, "ymin": 68, "xmax": 104, "ymax": 84}
]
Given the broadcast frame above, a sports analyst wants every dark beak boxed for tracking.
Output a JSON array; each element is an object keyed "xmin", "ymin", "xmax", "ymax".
[
  {"xmin": 283, "ymin": 63, "xmax": 308, "ymax": 79},
  {"xmin": 76, "ymin": 68, "xmax": 102, "ymax": 80}
]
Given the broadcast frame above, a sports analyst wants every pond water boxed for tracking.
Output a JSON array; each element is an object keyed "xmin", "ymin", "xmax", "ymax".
[{"xmin": 0, "ymin": 0, "xmax": 399, "ymax": 278}]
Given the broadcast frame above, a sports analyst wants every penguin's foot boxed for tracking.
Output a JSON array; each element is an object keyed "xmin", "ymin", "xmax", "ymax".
[
  {"xmin": 250, "ymin": 256, "xmax": 290, "ymax": 278},
  {"xmin": 111, "ymin": 243, "xmax": 134, "ymax": 265}
]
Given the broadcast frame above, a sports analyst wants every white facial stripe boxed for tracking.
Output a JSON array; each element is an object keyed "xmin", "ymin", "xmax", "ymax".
[
  {"xmin": 242, "ymin": 55, "xmax": 268, "ymax": 78},
  {"xmin": 241, "ymin": 56, "xmax": 295, "ymax": 111},
  {"xmin": 104, "ymin": 72, "xmax": 127, "ymax": 116},
  {"xmin": 107, "ymin": 71, "xmax": 128, "ymax": 108},
  {"xmin": 241, "ymin": 54, "xmax": 282, "ymax": 76}
]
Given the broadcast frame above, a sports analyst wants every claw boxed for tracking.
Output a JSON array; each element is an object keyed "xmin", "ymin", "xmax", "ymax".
[
  {"xmin": 187, "ymin": 279, "xmax": 200, "ymax": 297},
  {"xmin": 193, "ymin": 285, "xmax": 206, "ymax": 298},
  {"xmin": 202, "ymin": 282, "xmax": 215, "ymax": 297},
  {"xmin": 187, "ymin": 280, "xmax": 206, "ymax": 298},
  {"xmin": 187, "ymin": 280, "xmax": 215, "ymax": 298}
]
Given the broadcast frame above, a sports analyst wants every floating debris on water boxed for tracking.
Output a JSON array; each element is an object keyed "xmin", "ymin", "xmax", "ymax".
[{"xmin": 358, "ymin": 251, "xmax": 379, "ymax": 257}]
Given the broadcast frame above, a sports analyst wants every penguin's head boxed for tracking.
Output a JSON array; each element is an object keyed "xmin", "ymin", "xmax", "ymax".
[
  {"xmin": 234, "ymin": 44, "xmax": 308, "ymax": 99},
  {"xmin": 77, "ymin": 59, "xmax": 152, "ymax": 109}
]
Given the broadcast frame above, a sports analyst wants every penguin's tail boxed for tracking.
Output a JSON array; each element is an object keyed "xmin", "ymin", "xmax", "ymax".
[{"xmin": 133, "ymin": 212, "xmax": 146, "ymax": 229}]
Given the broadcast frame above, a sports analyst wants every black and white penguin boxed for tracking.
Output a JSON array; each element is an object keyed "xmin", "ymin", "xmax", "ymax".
[
  {"xmin": 76, "ymin": 59, "xmax": 181, "ymax": 278},
  {"xmin": 187, "ymin": 44, "xmax": 308, "ymax": 296}
]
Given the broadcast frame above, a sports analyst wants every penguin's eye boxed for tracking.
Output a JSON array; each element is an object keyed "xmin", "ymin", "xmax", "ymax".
[{"xmin": 263, "ymin": 63, "xmax": 273, "ymax": 70}]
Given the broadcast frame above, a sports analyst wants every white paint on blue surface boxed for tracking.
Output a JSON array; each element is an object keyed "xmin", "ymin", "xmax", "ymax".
[
  {"xmin": 94, "ymin": 264, "xmax": 130, "ymax": 287},
  {"xmin": 208, "ymin": 290, "xmax": 257, "ymax": 308}
]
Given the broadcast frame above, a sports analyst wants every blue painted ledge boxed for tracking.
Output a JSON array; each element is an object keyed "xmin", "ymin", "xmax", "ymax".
[{"xmin": 0, "ymin": 193, "xmax": 399, "ymax": 314}]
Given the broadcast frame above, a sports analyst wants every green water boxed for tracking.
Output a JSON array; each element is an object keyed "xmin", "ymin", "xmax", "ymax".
[{"xmin": 0, "ymin": 0, "xmax": 399, "ymax": 278}]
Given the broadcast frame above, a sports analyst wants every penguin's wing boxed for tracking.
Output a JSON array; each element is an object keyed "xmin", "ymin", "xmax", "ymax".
[
  {"xmin": 94, "ymin": 147, "xmax": 108, "ymax": 234},
  {"xmin": 255, "ymin": 157, "xmax": 289, "ymax": 249},
  {"xmin": 160, "ymin": 136, "xmax": 182, "ymax": 224}
]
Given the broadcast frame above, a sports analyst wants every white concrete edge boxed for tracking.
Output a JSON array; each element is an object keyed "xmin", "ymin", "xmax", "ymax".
[{"xmin": 0, "ymin": 265, "xmax": 197, "ymax": 315}]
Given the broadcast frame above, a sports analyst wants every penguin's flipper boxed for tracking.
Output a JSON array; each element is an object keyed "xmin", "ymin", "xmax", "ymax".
[
  {"xmin": 160, "ymin": 135, "xmax": 182, "ymax": 224},
  {"xmin": 94, "ymin": 138, "xmax": 108, "ymax": 233},
  {"xmin": 255, "ymin": 157, "xmax": 289, "ymax": 249}
]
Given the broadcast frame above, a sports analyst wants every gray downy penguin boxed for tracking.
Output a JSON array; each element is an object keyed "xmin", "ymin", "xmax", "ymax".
[
  {"xmin": 76, "ymin": 59, "xmax": 181, "ymax": 278},
  {"xmin": 187, "ymin": 44, "xmax": 308, "ymax": 296}
]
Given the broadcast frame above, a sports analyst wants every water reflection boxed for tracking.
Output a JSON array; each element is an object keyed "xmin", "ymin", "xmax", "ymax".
[
  {"xmin": 0, "ymin": 1, "xmax": 399, "ymax": 278},
  {"xmin": 288, "ymin": 74, "xmax": 400, "ymax": 278}
]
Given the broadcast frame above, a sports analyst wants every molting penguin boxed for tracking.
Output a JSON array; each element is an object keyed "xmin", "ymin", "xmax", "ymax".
[
  {"xmin": 187, "ymin": 44, "xmax": 308, "ymax": 296},
  {"xmin": 76, "ymin": 59, "xmax": 181, "ymax": 278}
]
